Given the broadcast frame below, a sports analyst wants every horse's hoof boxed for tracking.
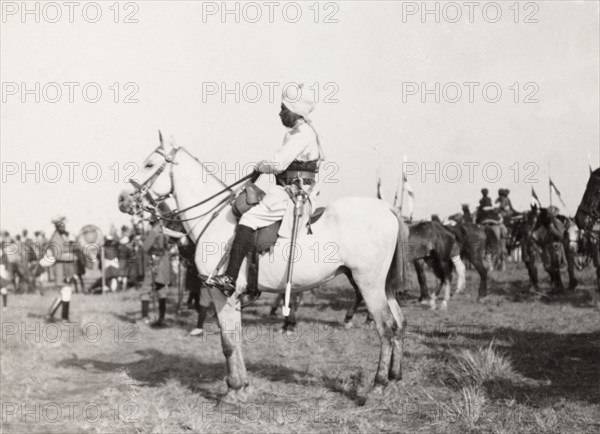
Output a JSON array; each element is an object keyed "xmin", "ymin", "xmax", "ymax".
[
  {"xmin": 362, "ymin": 385, "xmax": 385, "ymax": 406},
  {"xmin": 282, "ymin": 327, "xmax": 297, "ymax": 338},
  {"xmin": 234, "ymin": 385, "xmax": 251, "ymax": 402},
  {"xmin": 344, "ymin": 321, "xmax": 354, "ymax": 329},
  {"xmin": 428, "ymin": 302, "xmax": 436, "ymax": 311},
  {"xmin": 220, "ymin": 385, "xmax": 251, "ymax": 404},
  {"xmin": 440, "ymin": 301, "xmax": 448, "ymax": 310},
  {"xmin": 219, "ymin": 389, "xmax": 239, "ymax": 405}
]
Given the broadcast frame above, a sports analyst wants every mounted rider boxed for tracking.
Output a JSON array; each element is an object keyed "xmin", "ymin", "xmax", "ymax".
[
  {"xmin": 209, "ymin": 83, "xmax": 324, "ymax": 297},
  {"xmin": 496, "ymin": 188, "xmax": 517, "ymax": 218},
  {"xmin": 476, "ymin": 188, "xmax": 494, "ymax": 224}
]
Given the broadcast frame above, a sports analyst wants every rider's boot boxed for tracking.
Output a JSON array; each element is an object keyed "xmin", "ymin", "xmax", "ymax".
[{"xmin": 209, "ymin": 225, "xmax": 255, "ymax": 297}]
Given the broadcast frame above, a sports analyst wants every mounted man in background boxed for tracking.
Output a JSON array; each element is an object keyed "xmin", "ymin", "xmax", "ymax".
[
  {"xmin": 476, "ymin": 188, "xmax": 494, "ymax": 224},
  {"xmin": 496, "ymin": 188, "xmax": 518, "ymax": 218}
]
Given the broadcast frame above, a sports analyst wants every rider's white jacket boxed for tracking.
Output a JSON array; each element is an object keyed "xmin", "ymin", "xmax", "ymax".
[
  {"xmin": 246, "ymin": 119, "xmax": 322, "ymax": 236},
  {"xmin": 256, "ymin": 119, "xmax": 320, "ymax": 175}
]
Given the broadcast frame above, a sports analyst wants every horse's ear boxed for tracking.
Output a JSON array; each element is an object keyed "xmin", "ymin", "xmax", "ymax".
[
  {"xmin": 166, "ymin": 135, "xmax": 177, "ymax": 151},
  {"xmin": 158, "ymin": 130, "xmax": 164, "ymax": 147}
]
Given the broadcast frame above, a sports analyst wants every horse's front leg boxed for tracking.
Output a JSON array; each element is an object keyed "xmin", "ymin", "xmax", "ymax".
[{"xmin": 211, "ymin": 289, "xmax": 249, "ymax": 402}]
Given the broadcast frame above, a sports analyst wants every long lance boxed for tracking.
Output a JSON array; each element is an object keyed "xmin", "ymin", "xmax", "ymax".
[
  {"xmin": 176, "ymin": 254, "xmax": 183, "ymax": 315},
  {"xmin": 149, "ymin": 256, "xmax": 158, "ymax": 319},
  {"xmin": 283, "ymin": 191, "xmax": 305, "ymax": 317},
  {"xmin": 371, "ymin": 145, "xmax": 384, "ymax": 201},
  {"xmin": 548, "ymin": 163, "xmax": 553, "ymax": 208}
]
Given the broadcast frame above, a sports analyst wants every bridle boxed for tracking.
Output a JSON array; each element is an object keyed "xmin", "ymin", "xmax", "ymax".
[
  {"xmin": 128, "ymin": 145, "xmax": 254, "ymax": 225},
  {"xmin": 129, "ymin": 145, "xmax": 179, "ymax": 215}
]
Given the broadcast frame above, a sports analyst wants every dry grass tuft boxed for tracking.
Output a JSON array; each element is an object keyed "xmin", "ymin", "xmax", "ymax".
[
  {"xmin": 446, "ymin": 341, "xmax": 515, "ymax": 389},
  {"xmin": 533, "ymin": 407, "xmax": 559, "ymax": 433},
  {"xmin": 453, "ymin": 386, "xmax": 486, "ymax": 430}
]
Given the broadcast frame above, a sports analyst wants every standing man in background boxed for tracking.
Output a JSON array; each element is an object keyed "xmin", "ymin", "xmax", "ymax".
[
  {"xmin": 43, "ymin": 216, "xmax": 76, "ymax": 321},
  {"xmin": 141, "ymin": 218, "xmax": 172, "ymax": 327}
]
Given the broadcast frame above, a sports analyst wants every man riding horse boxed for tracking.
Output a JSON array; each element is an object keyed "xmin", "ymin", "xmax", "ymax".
[{"xmin": 209, "ymin": 84, "xmax": 324, "ymax": 297}]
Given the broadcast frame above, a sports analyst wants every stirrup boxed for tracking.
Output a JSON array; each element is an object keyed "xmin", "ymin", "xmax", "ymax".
[
  {"xmin": 241, "ymin": 291, "xmax": 262, "ymax": 309},
  {"xmin": 207, "ymin": 275, "xmax": 236, "ymax": 298}
]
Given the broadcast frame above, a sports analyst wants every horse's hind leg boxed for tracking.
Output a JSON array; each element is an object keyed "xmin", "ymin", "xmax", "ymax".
[
  {"xmin": 418, "ymin": 259, "xmax": 437, "ymax": 310},
  {"xmin": 452, "ymin": 255, "xmax": 466, "ymax": 295},
  {"xmin": 352, "ymin": 273, "xmax": 397, "ymax": 390},
  {"xmin": 432, "ymin": 259, "xmax": 451, "ymax": 310},
  {"xmin": 386, "ymin": 295, "xmax": 405, "ymax": 381},
  {"xmin": 414, "ymin": 259, "xmax": 431, "ymax": 305},
  {"xmin": 343, "ymin": 269, "xmax": 372, "ymax": 327},
  {"xmin": 282, "ymin": 294, "xmax": 301, "ymax": 332},
  {"xmin": 270, "ymin": 294, "xmax": 283, "ymax": 316}
]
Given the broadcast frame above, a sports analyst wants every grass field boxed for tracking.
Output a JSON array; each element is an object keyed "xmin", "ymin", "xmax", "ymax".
[{"xmin": 1, "ymin": 261, "xmax": 599, "ymax": 433}]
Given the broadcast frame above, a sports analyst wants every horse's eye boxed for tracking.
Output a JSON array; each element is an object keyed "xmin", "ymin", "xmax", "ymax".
[{"xmin": 145, "ymin": 163, "xmax": 154, "ymax": 168}]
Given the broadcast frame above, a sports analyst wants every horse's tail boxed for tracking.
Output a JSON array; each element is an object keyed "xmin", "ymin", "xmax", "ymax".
[{"xmin": 386, "ymin": 208, "xmax": 410, "ymax": 299}]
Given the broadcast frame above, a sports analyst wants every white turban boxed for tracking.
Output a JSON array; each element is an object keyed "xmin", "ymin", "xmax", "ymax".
[{"xmin": 282, "ymin": 83, "xmax": 315, "ymax": 119}]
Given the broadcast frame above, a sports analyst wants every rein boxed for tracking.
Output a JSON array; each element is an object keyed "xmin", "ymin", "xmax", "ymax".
[{"xmin": 129, "ymin": 145, "xmax": 255, "ymax": 226}]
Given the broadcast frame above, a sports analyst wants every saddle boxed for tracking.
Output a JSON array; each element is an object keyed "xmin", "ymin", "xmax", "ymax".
[{"xmin": 232, "ymin": 182, "xmax": 325, "ymax": 295}]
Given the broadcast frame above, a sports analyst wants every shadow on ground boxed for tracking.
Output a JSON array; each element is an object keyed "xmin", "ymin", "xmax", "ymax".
[
  {"xmin": 416, "ymin": 325, "xmax": 600, "ymax": 406},
  {"xmin": 56, "ymin": 348, "xmax": 322, "ymax": 402}
]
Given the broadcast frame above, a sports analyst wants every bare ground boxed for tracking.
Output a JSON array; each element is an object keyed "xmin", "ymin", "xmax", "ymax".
[{"xmin": 1, "ymin": 262, "xmax": 599, "ymax": 433}]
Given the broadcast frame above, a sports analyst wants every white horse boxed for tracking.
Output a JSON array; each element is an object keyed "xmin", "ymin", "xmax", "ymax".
[{"xmin": 118, "ymin": 135, "xmax": 410, "ymax": 401}]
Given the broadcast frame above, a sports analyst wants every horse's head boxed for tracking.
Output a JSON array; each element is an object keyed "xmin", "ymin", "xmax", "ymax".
[
  {"xmin": 118, "ymin": 131, "xmax": 179, "ymax": 216},
  {"xmin": 575, "ymin": 168, "xmax": 600, "ymax": 230}
]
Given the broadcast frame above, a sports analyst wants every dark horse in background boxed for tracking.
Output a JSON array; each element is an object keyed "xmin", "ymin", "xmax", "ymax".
[
  {"xmin": 575, "ymin": 168, "xmax": 600, "ymax": 305},
  {"xmin": 511, "ymin": 206, "xmax": 578, "ymax": 293},
  {"xmin": 344, "ymin": 220, "xmax": 467, "ymax": 325},
  {"xmin": 444, "ymin": 209, "xmax": 490, "ymax": 299}
]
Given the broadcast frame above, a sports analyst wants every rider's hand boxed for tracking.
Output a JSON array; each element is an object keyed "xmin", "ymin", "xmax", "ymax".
[{"xmin": 250, "ymin": 168, "xmax": 262, "ymax": 183}]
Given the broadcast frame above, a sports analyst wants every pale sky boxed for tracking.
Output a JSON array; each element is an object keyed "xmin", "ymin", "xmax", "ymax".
[{"xmin": 1, "ymin": 1, "xmax": 599, "ymax": 236}]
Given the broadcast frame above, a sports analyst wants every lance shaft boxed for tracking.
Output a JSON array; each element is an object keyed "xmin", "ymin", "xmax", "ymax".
[{"xmin": 283, "ymin": 189, "xmax": 305, "ymax": 317}]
